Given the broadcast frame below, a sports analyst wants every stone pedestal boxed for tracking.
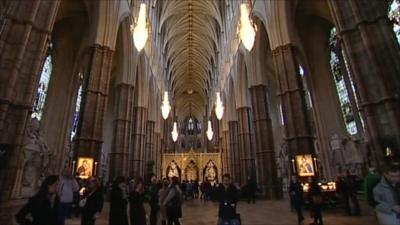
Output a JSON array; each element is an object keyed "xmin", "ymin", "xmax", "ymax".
[
  {"xmin": 272, "ymin": 44, "xmax": 315, "ymax": 172},
  {"xmin": 328, "ymin": 0, "xmax": 400, "ymax": 166},
  {"xmin": 109, "ymin": 83, "xmax": 134, "ymax": 180},
  {"xmin": 250, "ymin": 85, "xmax": 280, "ymax": 199}
]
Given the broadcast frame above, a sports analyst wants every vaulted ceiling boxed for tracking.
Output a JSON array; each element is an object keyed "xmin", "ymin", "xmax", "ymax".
[{"xmin": 158, "ymin": 0, "xmax": 222, "ymax": 120}]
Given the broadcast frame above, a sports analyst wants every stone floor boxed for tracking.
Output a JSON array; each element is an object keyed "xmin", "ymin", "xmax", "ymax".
[{"xmin": 66, "ymin": 198, "xmax": 377, "ymax": 225}]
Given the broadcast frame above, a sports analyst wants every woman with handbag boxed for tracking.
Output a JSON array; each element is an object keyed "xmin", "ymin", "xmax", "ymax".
[{"xmin": 308, "ymin": 177, "xmax": 323, "ymax": 225}]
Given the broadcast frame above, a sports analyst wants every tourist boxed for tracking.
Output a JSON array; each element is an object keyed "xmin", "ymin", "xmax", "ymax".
[
  {"xmin": 186, "ymin": 180, "xmax": 193, "ymax": 200},
  {"xmin": 308, "ymin": 177, "xmax": 323, "ymax": 225},
  {"xmin": 373, "ymin": 162, "xmax": 400, "ymax": 225},
  {"xmin": 58, "ymin": 168, "xmax": 80, "ymax": 225},
  {"xmin": 80, "ymin": 177, "xmax": 104, "ymax": 225},
  {"xmin": 363, "ymin": 166, "xmax": 381, "ymax": 208},
  {"xmin": 343, "ymin": 170, "xmax": 361, "ymax": 216},
  {"xmin": 149, "ymin": 175, "xmax": 160, "ymax": 225},
  {"xmin": 245, "ymin": 176, "xmax": 257, "ymax": 204},
  {"xmin": 163, "ymin": 176, "xmax": 183, "ymax": 225},
  {"xmin": 129, "ymin": 177, "xmax": 146, "ymax": 225},
  {"xmin": 289, "ymin": 175, "xmax": 304, "ymax": 224},
  {"xmin": 16, "ymin": 175, "xmax": 61, "ymax": 225},
  {"xmin": 159, "ymin": 178, "xmax": 170, "ymax": 225},
  {"xmin": 217, "ymin": 174, "xmax": 240, "ymax": 225},
  {"xmin": 109, "ymin": 176, "xmax": 129, "ymax": 225}
]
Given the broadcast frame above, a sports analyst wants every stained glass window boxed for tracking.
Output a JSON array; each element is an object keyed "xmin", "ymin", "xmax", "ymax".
[
  {"xmin": 70, "ymin": 74, "xmax": 84, "ymax": 140},
  {"xmin": 329, "ymin": 27, "xmax": 358, "ymax": 135},
  {"xmin": 298, "ymin": 65, "xmax": 313, "ymax": 108},
  {"xmin": 188, "ymin": 118, "xmax": 194, "ymax": 130},
  {"xmin": 279, "ymin": 103, "xmax": 285, "ymax": 126},
  {"xmin": 32, "ymin": 48, "xmax": 53, "ymax": 120},
  {"xmin": 389, "ymin": 0, "xmax": 400, "ymax": 43}
]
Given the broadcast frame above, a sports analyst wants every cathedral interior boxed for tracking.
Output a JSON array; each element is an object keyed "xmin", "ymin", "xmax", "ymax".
[{"xmin": 0, "ymin": 0, "xmax": 400, "ymax": 224}]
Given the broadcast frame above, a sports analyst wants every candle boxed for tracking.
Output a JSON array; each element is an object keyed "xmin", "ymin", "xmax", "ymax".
[
  {"xmin": 72, "ymin": 161, "xmax": 76, "ymax": 175},
  {"xmin": 313, "ymin": 157, "xmax": 318, "ymax": 172},
  {"xmin": 291, "ymin": 159, "xmax": 295, "ymax": 173},
  {"xmin": 94, "ymin": 161, "xmax": 98, "ymax": 176}
]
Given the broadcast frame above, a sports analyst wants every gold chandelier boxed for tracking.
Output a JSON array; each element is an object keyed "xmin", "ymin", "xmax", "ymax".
[
  {"xmin": 161, "ymin": 91, "xmax": 171, "ymax": 120},
  {"xmin": 215, "ymin": 92, "xmax": 224, "ymax": 120},
  {"xmin": 206, "ymin": 120, "xmax": 214, "ymax": 141},
  {"xmin": 131, "ymin": 3, "xmax": 148, "ymax": 51},
  {"xmin": 171, "ymin": 122, "xmax": 178, "ymax": 142},
  {"xmin": 239, "ymin": 3, "xmax": 256, "ymax": 51}
]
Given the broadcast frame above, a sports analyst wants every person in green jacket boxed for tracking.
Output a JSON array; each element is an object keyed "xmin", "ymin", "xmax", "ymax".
[{"xmin": 363, "ymin": 166, "xmax": 381, "ymax": 208}]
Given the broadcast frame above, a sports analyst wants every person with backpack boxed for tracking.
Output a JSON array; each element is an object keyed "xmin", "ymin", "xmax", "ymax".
[{"xmin": 162, "ymin": 176, "xmax": 183, "ymax": 225}]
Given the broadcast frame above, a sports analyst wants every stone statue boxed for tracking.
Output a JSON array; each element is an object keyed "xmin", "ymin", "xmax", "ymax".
[
  {"xmin": 167, "ymin": 161, "xmax": 180, "ymax": 178},
  {"xmin": 20, "ymin": 118, "xmax": 51, "ymax": 196},
  {"xmin": 204, "ymin": 161, "xmax": 217, "ymax": 183}
]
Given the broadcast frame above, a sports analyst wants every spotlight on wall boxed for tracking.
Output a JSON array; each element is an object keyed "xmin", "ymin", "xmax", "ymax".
[
  {"xmin": 161, "ymin": 91, "xmax": 171, "ymax": 120},
  {"xmin": 171, "ymin": 122, "xmax": 178, "ymax": 142},
  {"xmin": 215, "ymin": 92, "xmax": 224, "ymax": 120},
  {"xmin": 239, "ymin": 3, "xmax": 256, "ymax": 51},
  {"xmin": 206, "ymin": 120, "xmax": 214, "ymax": 141},
  {"xmin": 131, "ymin": 3, "xmax": 148, "ymax": 51}
]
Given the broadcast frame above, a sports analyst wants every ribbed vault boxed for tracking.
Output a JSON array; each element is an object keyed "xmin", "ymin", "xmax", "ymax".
[{"xmin": 158, "ymin": 0, "xmax": 222, "ymax": 120}]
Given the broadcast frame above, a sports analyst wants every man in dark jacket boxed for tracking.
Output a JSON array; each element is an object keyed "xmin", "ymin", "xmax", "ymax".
[
  {"xmin": 149, "ymin": 175, "xmax": 160, "ymax": 225},
  {"xmin": 217, "ymin": 174, "xmax": 239, "ymax": 225},
  {"xmin": 289, "ymin": 175, "xmax": 304, "ymax": 224}
]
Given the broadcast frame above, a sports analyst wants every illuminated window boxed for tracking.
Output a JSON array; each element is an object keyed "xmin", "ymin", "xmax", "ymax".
[
  {"xmin": 329, "ymin": 28, "xmax": 358, "ymax": 135},
  {"xmin": 389, "ymin": 0, "xmax": 400, "ymax": 43},
  {"xmin": 70, "ymin": 73, "xmax": 84, "ymax": 140},
  {"xmin": 32, "ymin": 43, "xmax": 53, "ymax": 120},
  {"xmin": 279, "ymin": 103, "xmax": 285, "ymax": 126},
  {"xmin": 298, "ymin": 65, "xmax": 313, "ymax": 108},
  {"xmin": 188, "ymin": 118, "xmax": 194, "ymax": 130}
]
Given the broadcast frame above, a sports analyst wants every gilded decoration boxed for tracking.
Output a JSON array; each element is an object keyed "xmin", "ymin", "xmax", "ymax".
[{"xmin": 162, "ymin": 148, "xmax": 221, "ymax": 183}]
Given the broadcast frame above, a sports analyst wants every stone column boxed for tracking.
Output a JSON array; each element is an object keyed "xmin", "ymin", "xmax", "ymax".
[
  {"xmin": 154, "ymin": 131, "xmax": 161, "ymax": 177},
  {"xmin": 74, "ymin": 44, "xmax": 114, "ymax": 170},
  {"xmin": 328, "ymin": 0, "xmax": 400, "ymax": 166},
  {"xmin": 250, "ymin": 85, "xmax": 280, "ymax": 199},
  {"xmin": 228, "ymin": 121, "xmax": 241, "ymax": 183},
  {"xmin": 0, "ymin": 0, "xmax": 60, "ymax": 223},
  {"xmin": 145, "ymin": 120, "xmax": 155, "ymax": 175},
  {"xmin": 237, "ymin": 107, "xmax": 256, "ymax": 183},
  {"xmin": 223, "ymin": 130, "xmax": 231, "ymax": 175},
  {"xmin": 109, "ymin": 83, "xmax": 134, "ymax": 180},
  {"xmin": 272, "ymin": 44, "xmax": 315, "ymax": 170},
  {"xmin": 131, "ymin": 106, "xmax": 147, "ymax": 178}
]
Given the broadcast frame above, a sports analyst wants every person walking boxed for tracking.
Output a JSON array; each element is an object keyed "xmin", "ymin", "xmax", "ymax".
[
  {"xmin": 149, "ymin": 175, "xmax": 160, "ymax": 225},
  {"xmin": 129, "ymin": 177, "xmax": 146, "ymax": 225},
  {"xmin": 162, "ymin": 176, "xmax": 183, "ymax": 225},
  {"xmin": 109, "ymin": 176, "xmax": 129, "ymax": 225},
  {"xmin": 80, "ymin": 177, "xmax": 104, "ymax": 225},
  {"xmin": 363, "ymin": 166, "xmax": 381, "ymax": 208},
  {"xmin": 373, "ymin": 162, "xmax": 400, "ymax": 225},
  {"xmin": 217, "ymin": 174, "xmax": 239, "ymax": 225},
  {"xmin": 308, "ymin": 177, "xmax": 323, "ymax": 225},
  {"xmin": 159, "ymin": 178, "xmax": 170, "ymax": 225},
  {"xmin": 289, "ymin": 175, "xmax": 304, "ymax": 224},
  {"xmin": 16, "ymin": 175, "xmax": 61, "ymax": 225},
  {"xmin": 59, "ymin": 168, "xmax": 80, "ymax": 225},
  {"xmin": 343, "ymin": 170, "xmax": 361, "ymax": 216},
  {"xmin": 246, "ymin": 176, "xmax": 257, "ymax": 204}
]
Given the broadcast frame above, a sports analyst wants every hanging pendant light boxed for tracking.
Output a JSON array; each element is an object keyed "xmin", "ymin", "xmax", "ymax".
[
  {"xmin": 131, "ymin": 3, "xmax": 148, "ymax": 51},
  {"xmin": 215, "ymin": 92, "xmax": 224, "ymax": 120},
  {"xmin": 206, "ymin": 120, "xmax": 214, "ymax": 141},
  {"xmin": 171, "ymin": 122, "xmax": 178, "ymax": 142},
  {"xmin": 239, "ymin": 3, "xmax": 256, "ymax": 51},
  {"xmin": 161, "ymin": 91, "xmax": 171, "ymax": 120}
]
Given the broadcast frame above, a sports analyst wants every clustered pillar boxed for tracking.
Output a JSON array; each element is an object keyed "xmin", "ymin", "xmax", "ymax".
[
  {"xmin": 237, "ymin": 107, "xmax": 256, "ymax": 182},
  {"xmin": 250, "ymin": 85, "xmax": 280, "ymax": 199}
]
